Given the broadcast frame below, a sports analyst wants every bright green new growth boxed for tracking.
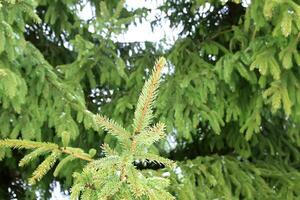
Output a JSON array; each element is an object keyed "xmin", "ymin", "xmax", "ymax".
[
  {"xmin": 0, "ymin": 57, "xmax": 175, "ymax": 199},
  {"xmin": 28, "ymin": 151, "xmax": 60, "ymax": 185},
  {"xmin": 133, "ymin": 57, "xmax": 166, "ymax": 134},
  {"xmin": 70, "ymin": 57, "xmax": 174, "ymax": 200},
  {"xmin": 0, "ymin": 139, "xmax": 94, "ymax": 185}
]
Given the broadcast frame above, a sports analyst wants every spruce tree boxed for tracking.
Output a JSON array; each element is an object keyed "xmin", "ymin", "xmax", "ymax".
[{"xmin": 0, "ymin": 0, "xmax": 300, "ymax": 199}]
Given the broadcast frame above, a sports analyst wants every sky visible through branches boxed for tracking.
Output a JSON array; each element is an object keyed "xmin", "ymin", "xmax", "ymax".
[{"xmin": 49, "ymin": 0, "xmax": 178, "ymax": 199}]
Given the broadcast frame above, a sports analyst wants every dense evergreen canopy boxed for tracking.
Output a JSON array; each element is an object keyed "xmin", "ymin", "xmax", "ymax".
[{"xmin": 0, "ymin": 0, "xmax": 300, "ymax": 199}]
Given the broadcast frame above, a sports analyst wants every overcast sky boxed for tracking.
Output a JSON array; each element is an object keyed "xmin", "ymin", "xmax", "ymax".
[{"xmin": 78, "ymin": 0, "xmax": 180, "ymax": 44}]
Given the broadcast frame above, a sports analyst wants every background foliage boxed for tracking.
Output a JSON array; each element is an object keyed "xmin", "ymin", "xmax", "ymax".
[{"xmin": 0, "ymin": 0, "xmax": 300, "ymax": 199}]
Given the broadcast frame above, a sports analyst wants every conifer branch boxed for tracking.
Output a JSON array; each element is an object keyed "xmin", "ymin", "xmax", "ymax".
[
  {"xmin": 87, "ymin": 156, "xmax": 120, "ymax": 170},
  {"xmin": 28, "ymin": 151, "xmax": 61, "ymax": 185},
  {"xmin": 70, "ymin": 183, "xmax": 84, "ymax": 200},
  {"xmin": 101, "ymin": 144, "xmax": 117, "ymax": 156},
  {"xmin": 0, "ymin": 139, "xmax": 93, "ymax": 162},
  {"xmin": 127, "ymin": 168, "xmax": 147, "ymax": 197},
  {"xmin": 95, "ymin": 114, "xmax": 131, "ymax": 144},
  {"xmin": 0, "ymin": 139, "xmax": 58, "ymax": 149},
  {"xmin": 19, "ymin": 147, "xmax": 50, "ymax": 167},
  {"xmin": 60, "ymin": 148, "xmax": 93, "ymax": 162},
  {"xmin": 26, "ymin": 43, "xmax": 95, "ymax": 125},
  {"xmin": 0, "ymin": 54, "xmax": 174, "ymax": 198},
  {"xmin": 134, "ymin": 122, "xmax": 166, "ymax": 149},
  {"xmin": 53, "ymin": 155, "xmax": 76, "ymax": 177},
  {"xmin": 133, "ymin": 57, "xmax": 167, "ymax": 134}
]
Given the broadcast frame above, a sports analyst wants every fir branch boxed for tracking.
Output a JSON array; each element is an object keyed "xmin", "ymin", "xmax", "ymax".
[
  {"xmin": 0, "ymin": 139, "xmax": 58, "ymax": 149},
  {"xmin": 148, "ymin": 189, "xmax": 175, "ymax": 200},
  {"xmin": 101, "ymin": 144, "xmax": 117, "ymax": 156},
  {"xmin": 53, "ymin": 155, "xmax": 76, "ymax": 177},
  {"xmin": 61, "ymin": 147, "xmax": 93, "ymax": 162},
  {"xmin": 134, "ymin": 122, "xmax": 166, "ymax": 149},
  {"xmin": 0, "ymin": 52, "xmax": 172, "ymax": 198},
  {"xmin": 70, "ymin": 183, "xmax": 84, "ymax": 200},
  {"xmin": 95, "ymin": 114, "xmax": 131, "ymax": 143},
  {"xmin": 147, "ymin": 177, "xmax": 170, "ymax": 189},
  {"xmin": 88, "ymin": 156, "xmax": 120, "ymax": 171},
  {"xmin": 19, "ymin": 147, "xmax": 50, "ymax": 167},
  {"xmin": 26, "ymin": 43, "xmax": 95, "ymax": 126},
  {"xmin": 28, "ymin": 151, "xmax": 61, "ymax": 185},
  {"xmin": 113, "ymin": 0, "xmax": 125, "ymax": 18},
  {"xmin": 20, "ymin": 1, "xmax": 41, "ymax": 23},
  {"xmin": 133, "ymin": 57, "xmax": 166, "ymax": 134},
  {"xmin": 98, "ymin": 176, "xmax": 123, "ymax": 198},
  {"xmin": 127, "ymin": 168, "xmax": 147, "ymax": 197},
  {"xmin": 0, "ymin": 139, "xmax": 93, "ymax": 162}
]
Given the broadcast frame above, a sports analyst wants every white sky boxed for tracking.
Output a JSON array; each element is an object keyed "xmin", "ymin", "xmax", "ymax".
[
  {"xmin": 49, "ymin": 182, "xmax": 69, "ymax": 200},
  {"xmin": 119, "ymin": 0, "xmax": 180, "ymax": 43},
  {"xmin": 79, "ymin": 0, "xmax": 180, "ymax": 44}
]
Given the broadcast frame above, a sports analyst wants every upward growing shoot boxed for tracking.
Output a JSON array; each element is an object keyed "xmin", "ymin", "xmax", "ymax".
[
  {"xmin": 0, "ymin": 57, "xmax": 174, "ymax": 199},
  {"xmin": 133, "ymin": 57, "xmax": 167, "ymax": 134},
  {"xmin": 72, "ymin": 57, "xmax": 174, "ymax": 199}
]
